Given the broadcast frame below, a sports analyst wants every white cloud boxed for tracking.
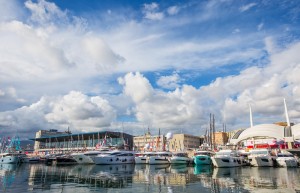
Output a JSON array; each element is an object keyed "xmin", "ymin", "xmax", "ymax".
[
  {"xmin": 143, "ymin": 2, "xmax": 164, "ymax": 20},
  {"xmin": 116, "ymin": 39, "xmax": 300, "ymax": 132},
  {"xmin": 156, "ymin": 73, "xmax": 181, "ymax": 89},
  {"xmin": 239, "ymin": 3, "xmax": 257, "ymax": 12},
  {"xmin": 25, "ymin": 0, "xmax": 68, "ymax": 25},
  {"xmin": 119, "ymin": 72, "xmax": 206, "ymax": 130},
  {"xmin": 1, "ymin": 0, "xmax": 300, "ymax": 138},
  {"xmin": 0, "ymin": 0, "xmax": 125, "ymax": 110},
  {"xmin": 118, "ymin": 72, "xmax": 153, "ymax": 103},
  {"xmin": 167, "ymin": 6, "xmax": 180, "ymax": 15},
  {"xmin": 0, "ymin": 91, "xmax": 116, "ymax": 138},
  {"xmin": 143, "ymin": 2, "xmax": 159, "ymax": 11},
  {"xmin": 0, "ymin": 0, "xmax": 23, "ymax": 22},
  {"xmin": 264, "ymin": 36, "xmax": 277, "ymax": 54}
]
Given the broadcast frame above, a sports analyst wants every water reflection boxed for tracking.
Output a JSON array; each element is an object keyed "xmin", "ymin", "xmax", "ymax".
[
  {"xmin": 170, "ymin": 164, "xmax": 188, "ymax": 173},
  {"xmin": 0, "ymin": 164, "xmax": 18, "ymax": 191},
  {"xmin": 3, "ymin": 163, "xmax": 300, "ymax": 192},
  {"xmin": 193, "ymin": 165, "xmax": 213, "ymax": 175}
]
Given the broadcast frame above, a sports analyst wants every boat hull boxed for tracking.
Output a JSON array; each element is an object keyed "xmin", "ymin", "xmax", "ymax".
[
  {"xmin": 135, "ymin": 156, "xmax": 147, "ymax": 164},
  {"xmin": 0, "ymin": 156, "xmax": 20, "ymax": 164},
  {"xmin": 194, "ymin": 155, "xmax": 212, "ymax": 165},
  {"xmin": 94, "ymin": 156, "xmax": 134, "ymax": 165},
  {"xmin": 169, "ymin": 157, "xmax": 190, "ymax": 165},
  {"xmin": 71, "ymin": 153, "xmax": 95, "ymax": 164},
  {"xmin": 276, "ymin": 158, "xmax": 298, "ymax": 167},
  {"xmin": 212, "ymin": 156, "xmax": 244, "ymax": 168},
  {"xmin": 249, "ymin": 156, "xmax": 275, "ymax": 167},
  {"xmin": 148, "ymin": 156, "xmax": 170, "ymax": 165}
]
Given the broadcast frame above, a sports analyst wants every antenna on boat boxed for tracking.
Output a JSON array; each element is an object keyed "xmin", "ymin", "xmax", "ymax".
[
  {"xmin": 249, "ymin": 104, "xmax": 253, "ymax": 128},
  {"xmin": 283, "ymin": 98, "xmax": 290, "ymax": 126}
]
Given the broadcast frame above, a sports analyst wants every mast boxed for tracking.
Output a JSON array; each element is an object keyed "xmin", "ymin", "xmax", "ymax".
[
  {"xmin": 249, "ymin": 104, "xmax": 253, "ymax": 128},
  {"xmin": 212, "ymin": 114, "xmax": 216, "ymax": 149},
  {"xmin": 210, "ymin": 114, "xmax": 213, "ymax": 150},
  {"xmin": 284, "ymin": 98, "xmax": 291, "ymax": 126}
]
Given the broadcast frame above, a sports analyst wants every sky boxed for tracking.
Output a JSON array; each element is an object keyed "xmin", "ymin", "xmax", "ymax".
[{"xmin": 0, "ymin": 0, "xmax": 300, "ymax": 139}]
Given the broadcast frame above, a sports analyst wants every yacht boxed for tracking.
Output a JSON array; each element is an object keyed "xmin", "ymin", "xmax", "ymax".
[
  {"xmin": 22, "ymin": 156, "xmax": 41, "ymax": 163},
  {"xmin": 211, "ymin": 149, "xmax": 245, "ymax": 168},
  {"xmin": 276, "ymin": 152, "xmax": 298, "ymax": 167},
  {"xmin": 135, "ymin": 152, "xmax": 154, "ymax": 164},
  {"xmin": 248, "ymin": 149, "xmax": 276, "ymax": 167},
  {"xmin": 71, "ymin": 149, "xmax": 110, "ymax": 164},
  {"xmin": 148, "ymin": 151, "xmax": 172, "ymax": 165},
  {"xmin": 193, "ymin": 150, "xmax": 214, "ymax": 165},
  {"xmin": 0, "ymin": 153, "xmax": 21, "ymax": 164},
  {"xmin": 54, "ymin": 154, "xmax": 78, "ymax": 165},
  {"xmin": 169, "ymin": 152, "xmax": 191, "ymax": 165},
  {"xmin": 94, "ymin": 150, "xmax": 135, "ymax": 165}
]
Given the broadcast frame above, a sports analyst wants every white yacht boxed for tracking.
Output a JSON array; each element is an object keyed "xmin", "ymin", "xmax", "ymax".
[
  {"xmin": 248, "ymin": 149, "xmax": 276, "ymax": 167},
  {"xmin": 0, "ymin": 153, "xmax": 21, "ymax": 164},
  {"xmin": 71, "ymin": 149, "xmax": 110, "ymax": 164},
  {"xmin": 135, "ymin": 152, "xmax": 155, "ymax": 164},
  {"xmin": 169, "ymin": 152, "xmax": 191, "ymax": 165},
  {"xmin": 193, "ymin": 150, "xmax": 214, "ymax": 165},
  {"xmin": 276, "ymin": 152, "xmax": 298, "ymax": 167},
  {"xmin": 94, "ymin": 150, "xmax": 135, "ymax": 165},
  {"xmin": 148, "ymin": 151, "xmax": 172, "ymax": 165},
  {"xmin": 212, "ymin": 150, "xmax": 245, "ymax": 168}
]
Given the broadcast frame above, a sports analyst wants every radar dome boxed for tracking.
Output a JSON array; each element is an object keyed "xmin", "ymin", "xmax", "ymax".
[
  {"xmin": 144, "ymin": 143, "xmax": 150, "ymax": 149},
  {"xmin": 166, "ymin": 132, "xmax": 173, "ymax": 140}
]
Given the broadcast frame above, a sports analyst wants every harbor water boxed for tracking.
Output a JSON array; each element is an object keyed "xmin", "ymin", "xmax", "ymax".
[{"xmin": 1, "ymin": 163, "xmax": 300, "ymax": 193}]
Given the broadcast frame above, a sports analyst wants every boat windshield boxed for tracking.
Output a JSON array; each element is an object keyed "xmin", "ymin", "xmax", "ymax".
[
  {"xmin": 215, "ymin": 151, "xmax": 237, "ymax": 156},
  {"xmin": 194, "ymin": 152, "xmax": 211, "ymax": 156},
  {"xmin": 174, "ymin": 153, "xmax": 187, "ymax": 157},
  {"xmin": 277, "ymin": 154, "xmax": 294, "ymax": 157}
]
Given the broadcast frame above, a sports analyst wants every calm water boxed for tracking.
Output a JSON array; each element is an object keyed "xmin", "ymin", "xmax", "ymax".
[{"xmin": 1, "ymin": 163, "xmax": 300, "ymax": 193}]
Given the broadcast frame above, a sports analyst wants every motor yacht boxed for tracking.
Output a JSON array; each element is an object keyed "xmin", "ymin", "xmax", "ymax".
[
  {"xmin": 94, "ymin": 150, "xmax": 135, "ymax": 165},
  {"xmin": 135, "ymin": 152, "xmax": 154, "ymax": 164},
  {"xmin": 211, "ymin": 149, "xmax": 245, "ymax": 168},
  {"xmin": 148, "ymin": 151, "xmax": 172, "ymax": 165},
  {"xmin": 71, "ymin": 149, "xmax": 110, "ymax": 164},
  {"xmin": 248, "ymin": 149, "xmax": 276, "ymax": 167},
  {"xmin": 276, "ymin": 152, "xmax": 298, "ymax": 167},
  {"xmin": 169, "ymin": 152, "xmax": 191, "ymax": 165},
  {"xmin": 193, "ymin": 150, "xmax": 214, "ymax": 165},
  {"xmin": 0, "ymin": 153, "xmax": 21, "ymax": 164}
]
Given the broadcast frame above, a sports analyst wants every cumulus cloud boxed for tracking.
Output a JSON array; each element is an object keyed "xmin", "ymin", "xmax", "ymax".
[
  {"xmin": 116, "ymin": 39, "xmax": 300, "ymax": 133},
  {"xmin": 0, "ymin": 0, "xmax": 124, "ymax": 112},
  {"xmin": 119, "ymin": 72, "xmax": 205, "ymax": 131},
  {"xmin": 156, "ymin": 73, "xmax": 181, "ymax": 89},
  {"xmin": 1, "ymin": 0, "xmax": 300, "ymax": 138},
  {"xmin": 118, "ymin": 72, "xmax": 153, "ymax": 103},
  {"xmin": 0, "ymin": 91, "xmax": 116, "ymax": 138}
]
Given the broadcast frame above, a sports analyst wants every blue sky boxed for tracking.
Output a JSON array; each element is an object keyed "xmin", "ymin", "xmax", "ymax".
[{"xmin": 0, "ymin": 0, "xmax": 300, "ymax": 139}]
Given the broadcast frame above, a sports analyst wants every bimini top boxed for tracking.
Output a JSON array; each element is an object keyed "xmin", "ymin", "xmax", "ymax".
[{"xmin": 230, "ymin": 123, "xmax": 300, "ymax": 144}]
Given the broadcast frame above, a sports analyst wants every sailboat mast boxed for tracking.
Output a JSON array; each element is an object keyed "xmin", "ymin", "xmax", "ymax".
[
  {"xmin": 284, "ymin": 98, "xmax": 291, "ymax": 126},
  {"xmin": 249, "ymin": 104, "xmax": 253, "ymax": 128}
]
